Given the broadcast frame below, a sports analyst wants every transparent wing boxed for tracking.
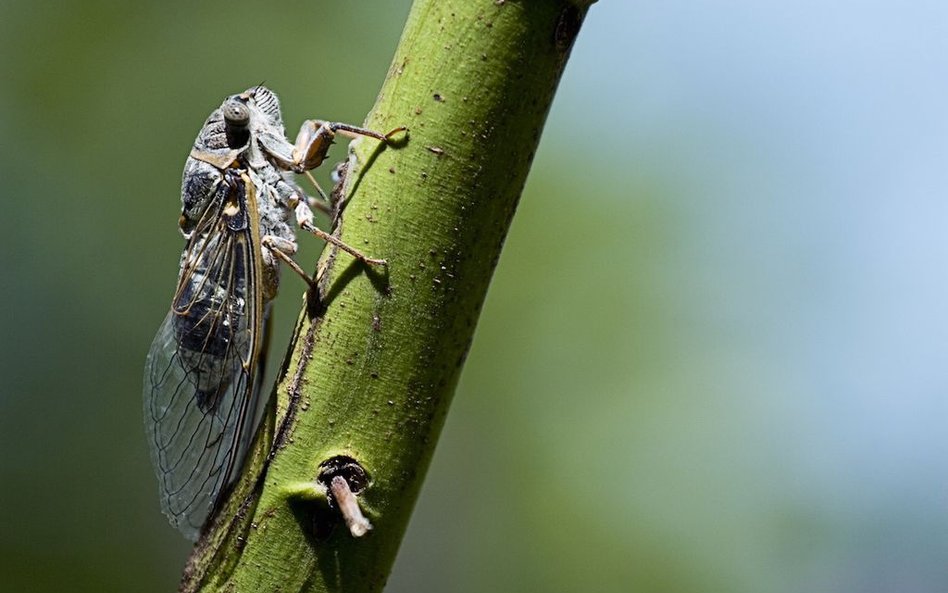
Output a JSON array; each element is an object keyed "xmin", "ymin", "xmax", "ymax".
[{"xmin": 143, "ymin": 176, "xmax": 265, "ymax": 540}]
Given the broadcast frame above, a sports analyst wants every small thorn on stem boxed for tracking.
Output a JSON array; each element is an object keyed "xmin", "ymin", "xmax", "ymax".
[{"xmin": 330, "ymin": 475, "xmax": 373, "ymax": 537}]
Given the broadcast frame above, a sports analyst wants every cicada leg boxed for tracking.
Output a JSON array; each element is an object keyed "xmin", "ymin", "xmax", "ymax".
[
  {"xmin": 292, "ymin": 120, "xmax": 407, "ymax": 172},
  {"xmin": 261, "ymin": 235, "xmax": 317, "ymax": 288},
  {"xmin": 301, "ymin": 170, "xmax": 332, "ymax": 215},
  {"xmin": 291, "ymin": 198, "xmax": 386, "ymax": 267},
  {"xmin": 301, "ymin": 221, "xmax": 387, "ymax": 267}
]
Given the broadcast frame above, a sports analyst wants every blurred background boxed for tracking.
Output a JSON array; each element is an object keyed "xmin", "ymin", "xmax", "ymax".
[{"xmin": 2, "ymin": 1, "xmax": 947, "ymax": 591}]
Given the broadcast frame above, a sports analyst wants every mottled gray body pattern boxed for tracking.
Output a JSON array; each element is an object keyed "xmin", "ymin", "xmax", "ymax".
[{"xmin": 143, "ymin": 86, "xmax": 367, "ymax": 540}]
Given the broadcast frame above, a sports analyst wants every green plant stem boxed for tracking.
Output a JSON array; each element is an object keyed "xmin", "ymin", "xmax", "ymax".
[{"xmin": 181, "ymin": 0, "xmax": 593, "ymax": 590}]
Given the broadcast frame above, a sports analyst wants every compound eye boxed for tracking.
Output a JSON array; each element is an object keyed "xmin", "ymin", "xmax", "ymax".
[{"xmin": 222, "ymin": 100, "xmax": 250, "ymax": 127}]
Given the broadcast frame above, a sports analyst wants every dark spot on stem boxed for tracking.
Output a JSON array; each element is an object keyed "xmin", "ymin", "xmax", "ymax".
[
  {"xmin": 554, "ymin": 5, "xmax": 582, "ymax": 53},
  {"xmin": 317, "ymin": 456, "xmax": 370, "ymax": 497}
]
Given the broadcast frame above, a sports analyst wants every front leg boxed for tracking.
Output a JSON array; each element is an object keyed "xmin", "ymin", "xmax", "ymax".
[{"xmin": 292, "ymin": 120, "xmax": 406, "ymax": 172}]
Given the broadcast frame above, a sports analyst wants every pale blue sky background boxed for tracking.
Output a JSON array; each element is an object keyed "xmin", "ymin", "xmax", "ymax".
[{"xmin": 556, "ymin": 2, "xmax": 947, "ymax": 587}]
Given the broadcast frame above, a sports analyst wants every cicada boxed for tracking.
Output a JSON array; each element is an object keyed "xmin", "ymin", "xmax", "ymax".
[{"xmin": 143, "ymin": 86, "xmax": 399, "ymax": 540}]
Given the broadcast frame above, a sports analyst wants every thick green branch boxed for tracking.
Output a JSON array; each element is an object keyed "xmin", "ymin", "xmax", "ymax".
[{"xmin": 182, "ymin": 1, "xmax": 591, "ymax": 590}]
